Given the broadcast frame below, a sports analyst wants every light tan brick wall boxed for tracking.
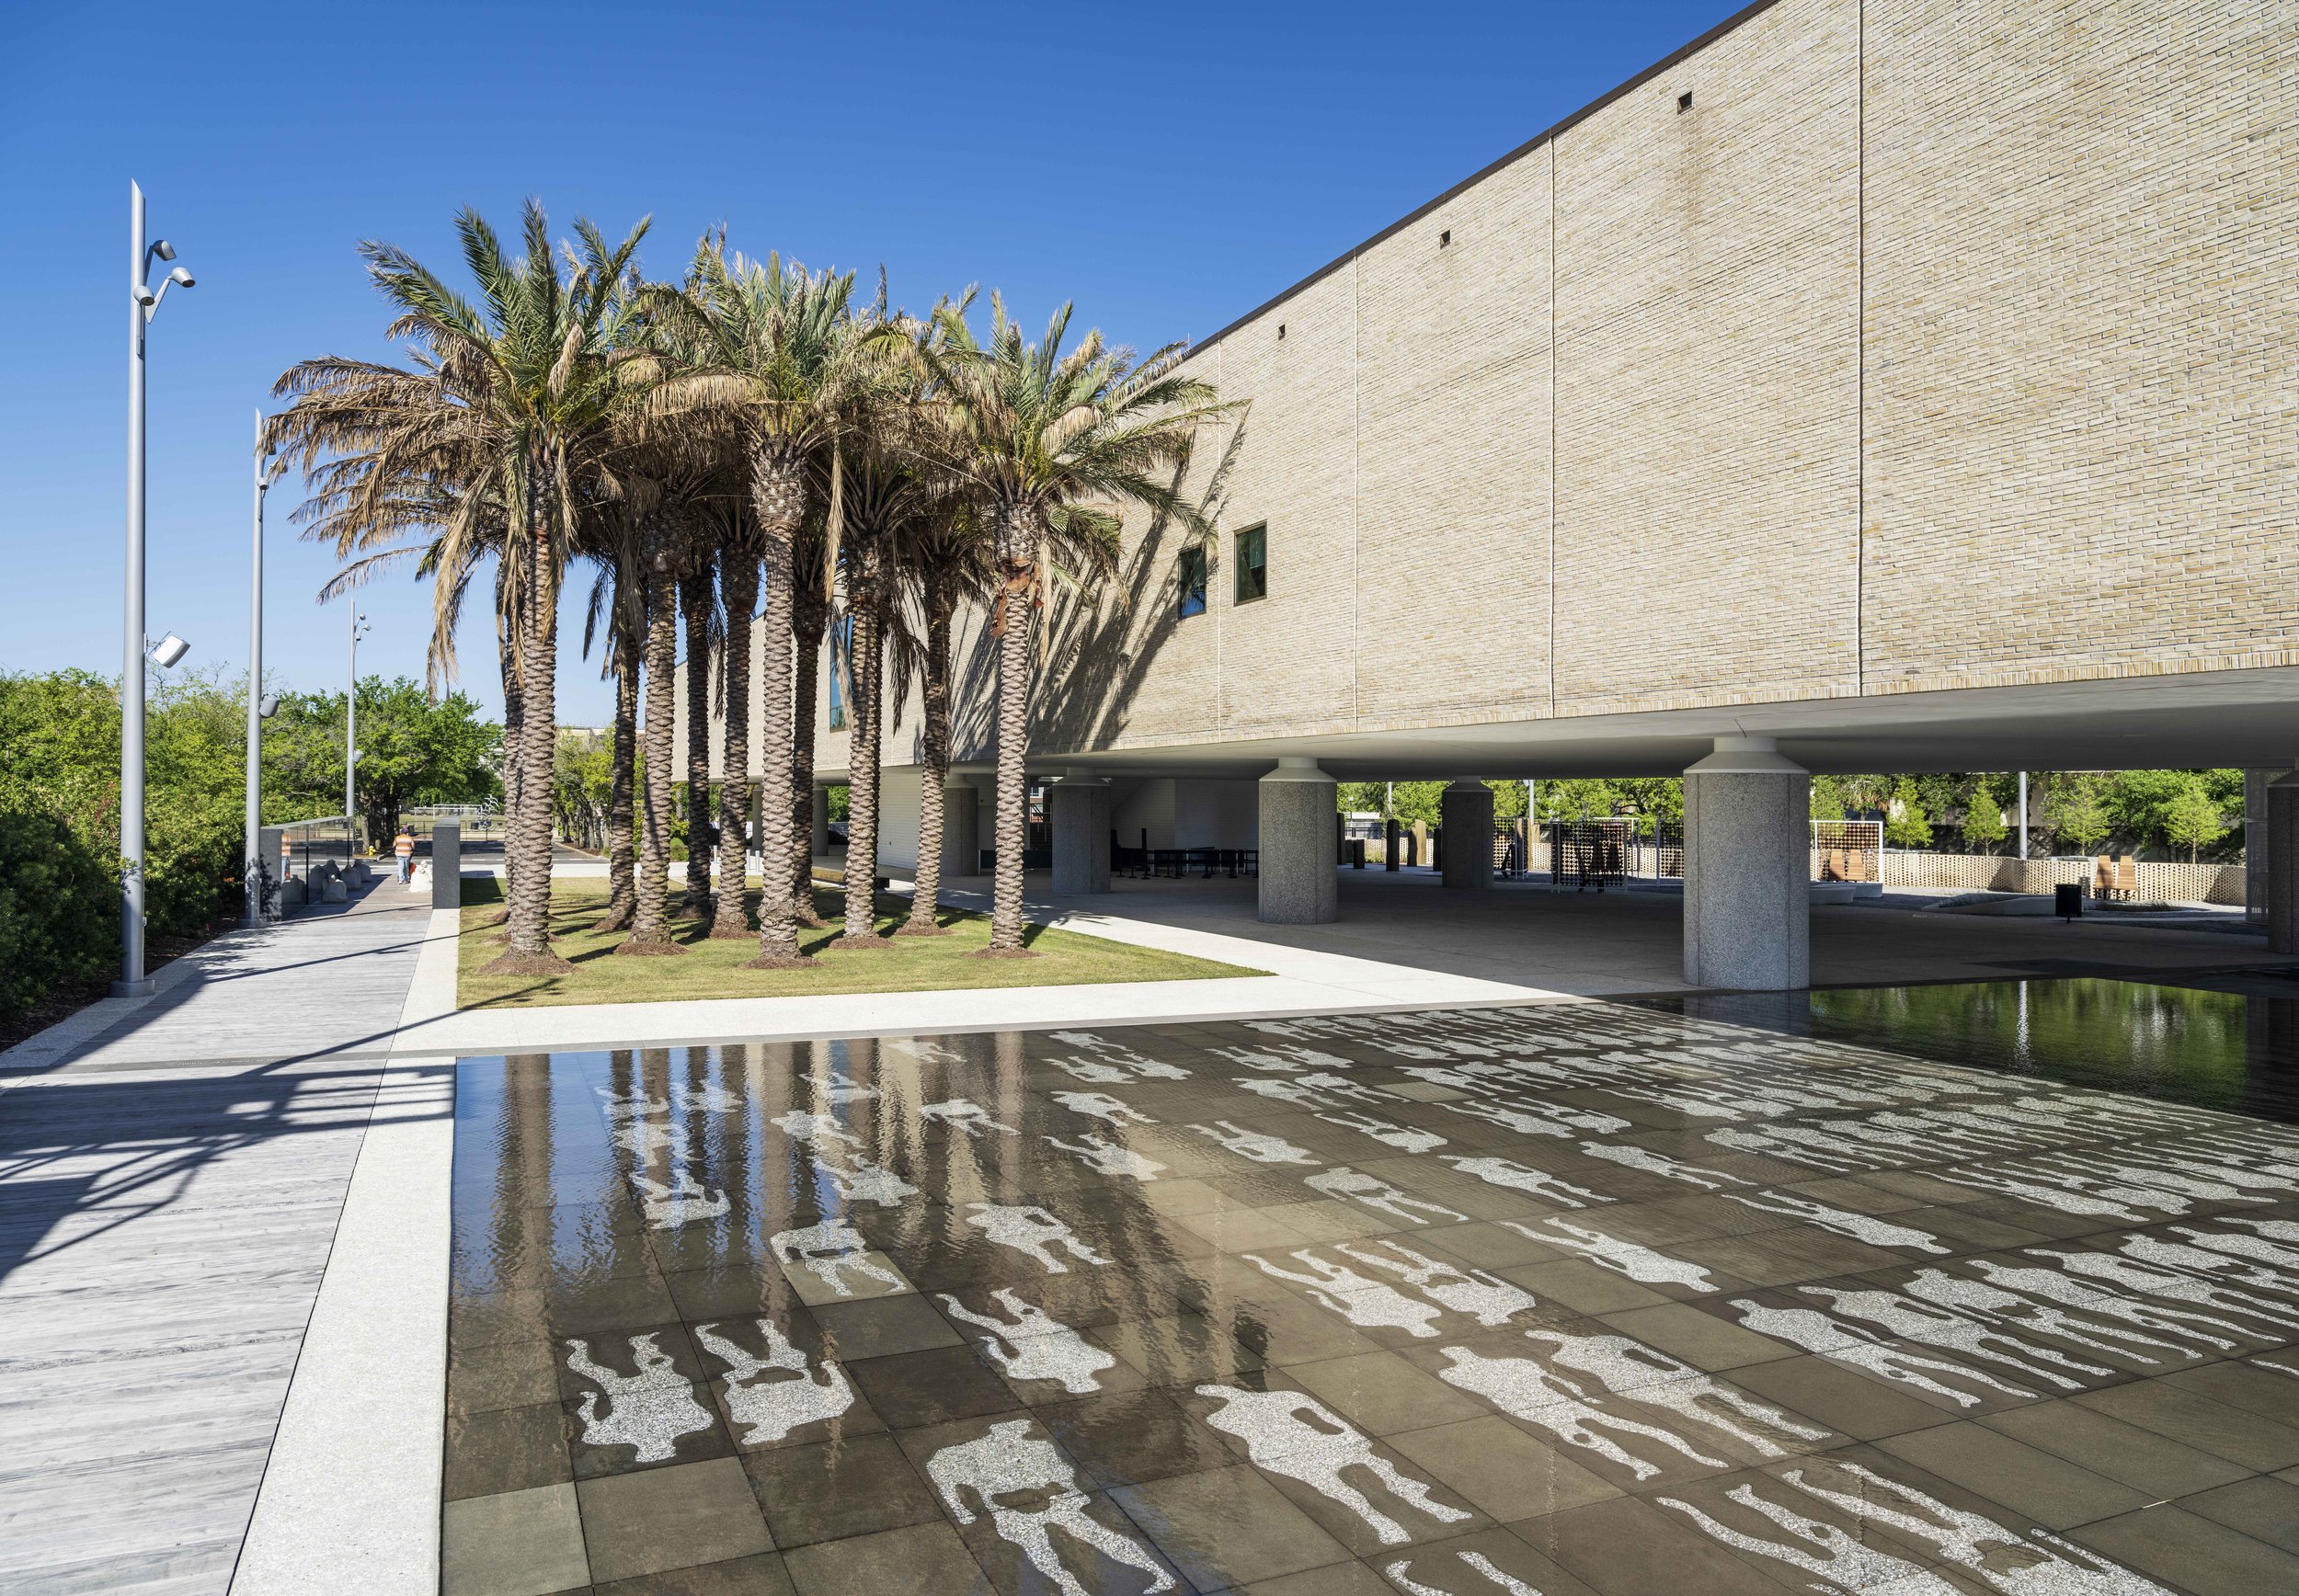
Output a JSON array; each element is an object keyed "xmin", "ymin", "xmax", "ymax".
[
  {"xmin": 763, "ymin": 0, "xmax": 2295, "ymax": 773},
  {"xmin": 1860, "ymin": 0, "xmax": 2299, "ymax": 694},
  {"xmin": 1353, "ymin": 156, "xmax": 1553, "ymax": 722},
  {"xmin": 1555, "ymin": 0, "xmax": 1863, "ymax": 716},
  {"xmin": 1208, "ymin": 271, "xmax": 1364, "ymax": 733}
]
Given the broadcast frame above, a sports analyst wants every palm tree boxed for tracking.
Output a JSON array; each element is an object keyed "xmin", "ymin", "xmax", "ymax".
[
  {"xmin": 678, "ymin": 533, "xmax": 717, "ymax": 918},
  {"xmin": 822, "ymin": 438, "xmax": 911, "ymax": 949},
  {"xmin": 913, "ymin": 296, "xmax": 1229, "ymax": 953},
  {"xmin": 694, "ymin": 473, "xmax": 760, "ymax": 940},
  {"xmin": 788, "ymin": 511, "xmax": 832, "ymax": 929},
  {"xmin": 270, "ymin": 200, "xmax": 651, "ymax": 974},
  {"xmin": 616, "ymin": 480, "xmax": 688, "ymax": 956},
  {"xmin": 578, "ymin": 522, "xmax": 644, "ymax": 930},
  {"xmin": 646, "ymin": 245, "xmax": 873, "ymax": 967},
  {"xmin": 887, "ymin": 498, "xmax": 991, "ymax": 936}
]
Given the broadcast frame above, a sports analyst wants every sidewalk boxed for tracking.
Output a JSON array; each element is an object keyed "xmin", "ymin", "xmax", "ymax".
[
  {"xmin": 2, "ymin": 877, "xmax": 439, "ymax": 1076},
  {"xmin": 0, "ymin": 875, "xmax": 448, "ymax": 1596}
]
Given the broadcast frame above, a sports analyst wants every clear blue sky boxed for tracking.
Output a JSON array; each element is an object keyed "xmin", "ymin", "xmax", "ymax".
[{"xmin": 1, "ymin": 0, "xmax": 1745, "ymax": 728}]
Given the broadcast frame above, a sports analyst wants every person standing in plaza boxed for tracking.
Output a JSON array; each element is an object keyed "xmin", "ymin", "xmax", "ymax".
[{"xmin": 393, "ymin": 826, "xmax": 416, "ymax": 884}]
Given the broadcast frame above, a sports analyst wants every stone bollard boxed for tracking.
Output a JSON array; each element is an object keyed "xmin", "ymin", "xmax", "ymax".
[{"xmin": 431, "ymin": 822, "xmax": 463, "ymax": 909}]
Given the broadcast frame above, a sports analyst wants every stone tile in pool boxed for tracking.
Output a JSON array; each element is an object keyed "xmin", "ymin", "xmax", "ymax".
[{"xmin": 444, "ymin": 1004, "xmax": 2299, "ymax": 1592}]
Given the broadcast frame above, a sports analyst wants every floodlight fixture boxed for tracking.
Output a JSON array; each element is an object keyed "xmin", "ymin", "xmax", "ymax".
[{"xmin": 147, "ymin": 632, "xmax": 189, "ymax": 668}]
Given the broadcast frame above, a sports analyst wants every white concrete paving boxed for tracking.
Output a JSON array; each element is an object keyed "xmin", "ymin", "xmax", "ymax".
[
  {"xmin": 230, "ymin": 1054, "xmax": 453, "ymax": 1596},
  {"xmin": 386, "ymin": 887, "xmax": 1568, "ymax": 1058}
]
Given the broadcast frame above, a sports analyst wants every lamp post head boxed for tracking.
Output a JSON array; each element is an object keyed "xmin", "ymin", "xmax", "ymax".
[
  {"xmin": 147, "ymin": 633, "xmax": 189, "ymax": 668},
  {"xmin": 166, "ymin": 265, "xmax": 195, "ymax": 289},
  {"xmin": 151, "ymin": 239, "xmax": 176, "ymax": 262}
]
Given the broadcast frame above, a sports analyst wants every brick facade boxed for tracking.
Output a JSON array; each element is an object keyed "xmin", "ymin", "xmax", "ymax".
[{"xmin": 999, "ymin": 0, "xmax": 2299, "ymax": 761}]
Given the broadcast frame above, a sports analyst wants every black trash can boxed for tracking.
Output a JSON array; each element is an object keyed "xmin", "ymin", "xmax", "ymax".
[{"xmin": 2054, "ymin": 883, "xmax": 2084, "ymax": 920}]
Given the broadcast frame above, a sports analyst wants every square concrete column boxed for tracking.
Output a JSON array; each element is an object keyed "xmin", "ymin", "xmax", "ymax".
[
  {"xmin": 1440, "ymin": 780, "xmax": 1494, "ymax": 888},
  {"xmin": 1049, "ymin": 771, "xmax": 1112, "ymax": 895},
  {"xmin": 257, "ymin": 826, "xmax": 286, "ymax": 920},
  {"xmin": 2267, "ymin": 771, "xmax": 2299, "ymax": 952},
  {"xmin": 811, "ymin": 789, "xmax": 831, "ymax": 857},
  {"xmin": 942, "ymin": 783, "xmax": 981, "ymax": 878},
  {"xmin": 430, "ymin": 822, "xmax": 462, "ymax": 909},
  {"xmin": 2247, "ymin": 768, "xmax": 2282, "ymax": 923},
  {"xmin": 1684, "ymin": 737, "xmax": 1810, "ymax": 989},
  {"xmin": 1259, "ymin": 757, "xmax": 1338, "ymax": 924}
]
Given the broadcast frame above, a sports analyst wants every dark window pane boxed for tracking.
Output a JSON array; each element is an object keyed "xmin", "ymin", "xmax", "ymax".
[
  {"xmin": 1179, "ymin": 546, "xmax": 1207, "ymax": 619},
  {"xmin": 1235, "ymin": 525, "xmax": 1268, "ymax": 603}
]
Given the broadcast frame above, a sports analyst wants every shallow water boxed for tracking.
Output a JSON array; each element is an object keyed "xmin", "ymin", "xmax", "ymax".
[{"xmin": 440, "ymin": 998, "xmax": 2299, "ymax": 1594}]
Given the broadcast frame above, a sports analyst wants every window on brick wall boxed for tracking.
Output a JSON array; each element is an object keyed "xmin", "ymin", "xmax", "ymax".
[
  {"xmin": 1178, "ymin": 544, "xmax": 1207, "ymax": 619},
  {"xmin": 1234, "ymin": 523, "xmax": 1268, "ymax": 604}
]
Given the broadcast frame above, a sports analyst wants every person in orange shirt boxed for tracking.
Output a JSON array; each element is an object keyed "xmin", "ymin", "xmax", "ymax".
[{"xmin": 394, "ymin": 827, "xmax": 417, "ymax": 884}]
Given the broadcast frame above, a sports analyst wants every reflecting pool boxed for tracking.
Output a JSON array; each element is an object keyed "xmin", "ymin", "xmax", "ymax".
[
  {"xmin": 440, "ymin": 1001, "xmax": 2299, "ymax": 1595},
  {"xmin": 1663, "ymin": 975, "xmax": 2299, "ymax": 1123}
]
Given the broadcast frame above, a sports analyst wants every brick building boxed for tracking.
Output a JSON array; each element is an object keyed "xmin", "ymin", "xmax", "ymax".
[{"xmin": 694, "ymin": 0, "xmax": 2297, "ymax": 986}]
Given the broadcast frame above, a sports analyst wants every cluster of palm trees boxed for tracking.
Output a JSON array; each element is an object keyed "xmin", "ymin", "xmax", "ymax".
[{"xmin": 265, "ymin": 201, "xmax": 1226, "ymax": 975}]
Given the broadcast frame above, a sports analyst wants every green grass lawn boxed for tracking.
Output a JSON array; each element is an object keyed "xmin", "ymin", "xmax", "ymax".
[{"xmin": 457, "ymin": 876, "xmax": 1265, "ymax": 1009}]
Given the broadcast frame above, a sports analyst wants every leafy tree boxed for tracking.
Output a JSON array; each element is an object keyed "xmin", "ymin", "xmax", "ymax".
[
  {"xmin": 1838, "ymin": 774, "xmax": 1891, "ymax": 816},
  {"xmin": 1958, "ymin": 779, "xmax": 2007, "ymax": 853},
  {"xmin": 1885, "ymin": 777, "xmax": 1933, "ymax": 849},
  {"xmin": 257, "ymin": 676, "xmax": 499, "ymax": 839},
  {"xmin": 1335, "ymin": 781, "xmax": 1387, "ymax": 816},
  {"xmin": 552, "ymin": 729, "xmax": 615, "ymax": 852},
  {"xmin": 1614, "ymin": 778, "xmax": 1683, "ymax": 832},
  {"xmin": 2162, "ymin": 777, "xmax": 2226, "ymax": 862},
  {"xmin": 2043, "ymin": 772, "xmax": 2113, "ymax": 856},
  {"xmin": 1532, "ymin": 778, "xmax": 1618, "ymax": 826},
  {"xmin": 1389, "ymin": 781, "xmax": 1447, "ymax": 827},
  {"xmin": 2101, "ymin": 770, "xmax": 2188, "ymax": 849}
]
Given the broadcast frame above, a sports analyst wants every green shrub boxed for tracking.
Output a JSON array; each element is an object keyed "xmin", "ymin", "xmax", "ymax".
[{"xmin": 0, "ymin": 800, "xmax": 116, "ymax": 1020}]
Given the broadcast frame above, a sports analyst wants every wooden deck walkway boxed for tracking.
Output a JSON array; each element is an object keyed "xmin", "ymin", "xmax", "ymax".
[{"xmin": 0, "ymin": 879, "xmax": 443, "ymax": 1594}]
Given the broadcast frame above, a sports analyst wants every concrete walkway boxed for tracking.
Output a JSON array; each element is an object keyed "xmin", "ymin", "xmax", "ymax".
[
  {"xmin": 4, "ymin": 879, "xmax": 439, "ymax": 1075},
  {"xmin": 0, "ymin": 877, "xmax": 448, "ymax": 1596},
  {"xmin": 954, "ymin": 866, "xmax": 2298, "ymax": 996}
]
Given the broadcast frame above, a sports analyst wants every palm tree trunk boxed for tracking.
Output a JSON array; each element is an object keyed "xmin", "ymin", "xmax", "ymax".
[
  {"xmin": 711, "ymin": 553, "xmax": 759, "ymax": 938},
  {"xmin": 679, "ymin": 562, "xmax": 715, "ymax": 918},
  {"xmin": 899, "ymin": 593, "xmax": 954, "ymax": 937},
  {"xmin": 492, "ymin": 609, "xmax": 523, "ymax": 930},
  {"xmin": 747, "ymin": 445, "xmax": 814, "ymax": 967},
  {"xmin": 790, "ymin": 586, "xmax": 828, "ymax": 927},
  {"xmin": 982, "ymin": 510, "xmax": 1038, "ymax": 957},
  {"xmin": 621, "ymin": 534, "xmax": 685, "ymax": 955},
  {"xmin": 833, "ymin": 545, "xmax": 887, "ymax": 948},
  {"xmin": 593, "ymin": 623, "xmax": 638, "ymax": 931},
  {"xmin": 487, "ymin": 472, "xmax": 573, "ymax": 974}
]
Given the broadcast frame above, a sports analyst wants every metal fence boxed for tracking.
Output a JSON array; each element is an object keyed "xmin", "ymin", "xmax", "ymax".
[{"xmin": 277, "ymin": 815, "xmax": 358, "ymax": 881}]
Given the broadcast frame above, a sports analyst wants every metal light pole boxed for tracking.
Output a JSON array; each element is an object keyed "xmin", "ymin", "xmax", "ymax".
[
  {"xmin": 116, "ymin": 182, "xmax": 195, "ymax": 997},
  {"xmin": 2018, "ymin": 770, "xmax": 2030, "ymax": 862},
  {"xmin": 243, "ymin": 414, "xmax": 269, "ymax": 928},
  {"xmin": 346, "ymin": 607, "xmax": 371, "ymax": 833}
]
